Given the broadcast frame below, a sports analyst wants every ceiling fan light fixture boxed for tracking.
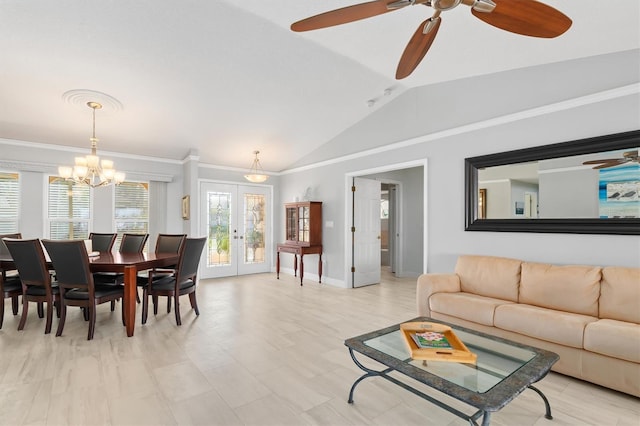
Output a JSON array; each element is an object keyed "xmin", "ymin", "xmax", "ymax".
[
  {"xmin": 431, "ymin": 0, "xmax": 462, "ymax": 11},
  {"xmin": 244, "ymin": 150, "xmax": 269, "ymax": 183},
  {"xmin": 470, "ymin": 0, "xmax": 496, "ymax": 13}
]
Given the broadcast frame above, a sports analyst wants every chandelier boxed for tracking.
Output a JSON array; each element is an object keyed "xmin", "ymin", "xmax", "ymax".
[
  {"xmin": 244, "ymin": 150, "xmax": 268, "ymax": 183},
  {"xmin": 58, "ymin": 101, "xmax": 125, "ymax": 188}
]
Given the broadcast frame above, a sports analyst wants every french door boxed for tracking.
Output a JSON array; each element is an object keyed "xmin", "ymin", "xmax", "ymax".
[{"xmin": 199, "ymin": 182, "xmax": 270, "ymax": 278}]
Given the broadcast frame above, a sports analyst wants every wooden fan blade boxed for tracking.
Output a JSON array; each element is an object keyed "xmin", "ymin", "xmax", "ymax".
[
  {"xmin": 582, "ymin": 158, "xmax": 625, "ymax": 165},
  {"xmin": 396, "ymin": 17, "xmax": 441, "ymax": 79},
  {"xmin": 471, "ymin": 0, "xmax": 572, "ymax": 38},
  {"xmin": 593, "ymin": 161, "xmax": 626, "ymax": 169},
  {"xmin": 291, "ymin": 0, "xmax": 399, "ymax": 32}
]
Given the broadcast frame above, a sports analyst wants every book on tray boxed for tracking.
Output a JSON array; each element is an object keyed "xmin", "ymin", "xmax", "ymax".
[{"xmin": 411, "ymin": 331, "xmax": 452, "ymax": 349}]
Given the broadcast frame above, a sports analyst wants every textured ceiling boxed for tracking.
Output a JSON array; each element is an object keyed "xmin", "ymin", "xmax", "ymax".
[{"xmin": 0, "ymin": 0, "xmax": 638, "ymax": 171}]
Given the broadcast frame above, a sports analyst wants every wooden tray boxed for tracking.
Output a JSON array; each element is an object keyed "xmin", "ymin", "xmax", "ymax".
[{"xmin": 400, "ymin": 321, "xmax": 477, "ymax": 364}]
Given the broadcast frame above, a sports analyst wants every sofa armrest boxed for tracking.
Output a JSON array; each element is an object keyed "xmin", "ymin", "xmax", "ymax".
[{"xmin": 416, "ymin": 273, "xmax": 461, "ymax": 317}]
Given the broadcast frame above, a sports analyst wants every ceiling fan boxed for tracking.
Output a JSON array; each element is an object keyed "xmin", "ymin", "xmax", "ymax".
[
  {"xmin": 291, "ymin": 0, "xmax": 572, "ymax": 79},
  {"xmin": 583, "ymin": 151, "xmax": 640, "ymax": 170}
]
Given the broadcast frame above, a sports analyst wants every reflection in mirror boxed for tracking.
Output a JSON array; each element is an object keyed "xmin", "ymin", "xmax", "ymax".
[
  {"xmin": 478, "ymin": 149, "xmax": 640, "ymax": 219},
  {"xmin": 465, "ymin": 130, "xmax": 640, "ymax": 235}
]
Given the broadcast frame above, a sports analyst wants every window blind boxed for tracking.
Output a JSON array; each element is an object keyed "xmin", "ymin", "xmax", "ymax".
[
  {"xmin": 0, "ymin": 172, "xmax": 19, "ymax": 233},
  {"xmin": 114, "ymin": 181, "xmax": 149, "ymax": 251},
  {"xmin": 47, "ymin": 177, "xmax": 91, "ymax": 239}
]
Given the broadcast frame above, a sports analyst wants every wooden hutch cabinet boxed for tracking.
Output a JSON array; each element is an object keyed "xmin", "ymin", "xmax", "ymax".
[{"xmin": 277, "ymin": 201, "xmax": 322, "ymax": 285}]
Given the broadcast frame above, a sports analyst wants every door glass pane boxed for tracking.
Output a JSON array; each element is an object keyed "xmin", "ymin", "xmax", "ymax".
[
  {"xmin": 244, "ymin": 194, "xmax": 265, "ymax": 264},
  {"xmin": 207, "ymin": 191, "xmax": 231, "ymax": 267},
  {"xmin": 298, "ymin": 206, "xmax": 309, "ymax": 242}
]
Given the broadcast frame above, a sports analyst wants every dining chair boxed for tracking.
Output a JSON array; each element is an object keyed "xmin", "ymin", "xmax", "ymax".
[
  {"xmin": 42, "ymin": 239, "xmax": 124, "ymax": 340},
  {"xmin": 142, "ymin": 236, "xmax": 206, "ymax": 326},
  {"xmin": 119, "ymin": 233, "xmax": 149, "ymax": 254},
  {"xmin": 137, "ymin": 233, "xmax": 186, "ymax": 306},
  {"xmin": 93, "ymin": 232, "xmax": 149, "ymax": 286},
  {"xmin": 4, "ymin": 238, "xmax": 60, "ymax": 334},
  {"xmin": 1, "ymin": 233, "xmax": 23, "ymax": 329},
  {"xmin": 88, "ymin": 232, "xmax": 117, "ymax": 253},
  {"xmin": 94, "ymin": 233, "xmax": 149, "ymax": 310}
]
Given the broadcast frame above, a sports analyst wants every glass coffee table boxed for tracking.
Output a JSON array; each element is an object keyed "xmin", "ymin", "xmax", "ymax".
[{"xmin": 344, "ymin": 317, "xmax": 559, "ymax": 426}]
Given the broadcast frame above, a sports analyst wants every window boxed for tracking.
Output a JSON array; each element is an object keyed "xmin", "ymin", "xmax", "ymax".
[
  {"xmin": 114, "ymin": 181, "xmax": 149, "ymax": 251},
  {"xmin": 0, "ymin": 172, "xmax": 19, "ymax": 233},
  {"xmin": 47, "ymin": 177, "xmax": 91, "ymax": 239}
]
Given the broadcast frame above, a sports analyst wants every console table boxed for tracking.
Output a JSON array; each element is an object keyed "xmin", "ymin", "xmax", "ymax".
[{"xmin": 276, "ymin": 243, "xmax": 322, "ymax": 285}]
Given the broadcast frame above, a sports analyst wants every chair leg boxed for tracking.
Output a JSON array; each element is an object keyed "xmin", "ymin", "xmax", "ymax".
[
  {"xmin": 87, "ymin": 305, "xmax": 96, "ymax": 340},
  {"xmin": 153, "ymin": 295, "xmax": 158, "ymax": 315},
  {"xmin": 37, "ymin": 302, "xmax": 44, "ymax": 318},
  {"xmin": 55, "ymin": 299, "xmax": 61, "ymax": 318},
  {"xmin": 167, "ymin": 297, "xmax": 171, "ymax": 314},
  {"xmin": 121, "ymin": 298, "xmax": 125, "ymax": 326},
  {"xmin": 189, "ymin": 292, "xmax": 200, "ymax": 316},
  {"xmin": 45, "ymin": 300, "xmax": 53, "ymax": 334},
  {"xmin": 0, "ymin": 297, "xmax": 4, "ymax": 329},
  {"xmin": 110, "ymin": 300, "xmax": 116, "ymax": 311},
  {"xmin": 12, "ymin": 295, "xmax": 19, "ymax": 315},
  {"xmin": 82, "ymin": 307, "xmax": 89, "ymax": 321},
  {"xmin": 174, "ymin": 294, "xmax": 181, "ymax": 326},
  {"xmin": 18, "ymin": 298, "xmax": 29, "ymax": 331},
  {"xmin": 136, "ymin": 289, "xmax": 141, "ymax": 304},
  {"xmin": 141, "ymin": 289, "xmax": 149, "ymax": 325},
  {"xmin": 56, "ymin": 301, "xmax": 67, "ymax": 337}
]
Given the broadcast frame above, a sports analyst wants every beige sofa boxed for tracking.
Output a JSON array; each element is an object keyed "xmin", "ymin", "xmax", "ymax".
[{"xmin": 416, "ymin": 255, "xmax": 640, "ymax": 397}]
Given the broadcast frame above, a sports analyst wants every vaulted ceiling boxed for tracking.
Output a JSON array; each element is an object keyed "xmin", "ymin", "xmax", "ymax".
[{"xmin": 1, "ymin": 1, "xmax": 638, "ymax": 171}]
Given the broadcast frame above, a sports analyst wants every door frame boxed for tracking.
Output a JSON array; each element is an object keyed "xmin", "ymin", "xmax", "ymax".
[
  {"xmin": 344, "ymin": 159, "xmax": 429, "ymax": 286},
  {"xmin": 197, "ymin": 178, "xmax": 274, "ymax": 278}
]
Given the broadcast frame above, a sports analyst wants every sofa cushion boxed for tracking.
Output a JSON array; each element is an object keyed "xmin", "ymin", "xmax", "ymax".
[
  {"xmin": 599, "ymin": 267, "xmax": 640, "ymax": 324},
  {"xmin": 430, "ymin": 292, "xmax": 513, "ymax": 326},
  {"xmin": 455, "ymin": 255, "xmax": 521, "ymax": 302},
  {"xmin": 519, "ymin": 262, "xmax": 601, "ymax": 316},
  {"xmin": 584, "ymin": 319, "xmax": 640, "ymax": 363},
  {"xmin": 494, "ymin": 303, "xmax": 597, "ymax": 348}
]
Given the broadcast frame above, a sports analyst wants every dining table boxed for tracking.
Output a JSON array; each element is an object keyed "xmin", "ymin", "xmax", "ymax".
[{"xmin": 0, "ymin": 251, "xmax": 180, "ymax": 337}]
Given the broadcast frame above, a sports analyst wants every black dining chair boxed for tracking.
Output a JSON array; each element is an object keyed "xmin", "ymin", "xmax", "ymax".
[
  {"xmin": 1, "ymin": 233, "xmax": 23, "ymax": 329},
  {"xmin": 94, "ymin": 233, "xmax": 149, "ymax": 310},
  {"xmin": 88, "ymin": 232, "xmax": 117, "ymax": 253},
  {"xmin": 119, "ymin": 233, "xmax": 149, "ymax": 254},
  {"xmin": 93, "ymin": 233, "xmax": 149, "ymax": 286},
  {"xmin": 142, "ymin": 236, "xmax": 206, "ymax": 326},
  {"xmin": 137, "ymin": 233, "xmax": 186, "ymax": 306},
  {"xmin": 42, "ymin": 239, "xmax": 124, "ymax": 340},
  {"xmin": 4, "ymin": 238, "xmax": 60, "ymax": 334}
]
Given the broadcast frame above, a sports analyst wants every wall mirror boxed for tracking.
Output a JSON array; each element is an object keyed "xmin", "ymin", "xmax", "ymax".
[{"xmin": 465, "ymin": 130, "xmax": 640, "ymax": 235}]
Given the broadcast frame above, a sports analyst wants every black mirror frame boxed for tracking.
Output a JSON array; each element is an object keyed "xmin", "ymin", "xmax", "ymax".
[{"xmin": 465, "ymin": 130, "xmax": 640, "ymax": 235}]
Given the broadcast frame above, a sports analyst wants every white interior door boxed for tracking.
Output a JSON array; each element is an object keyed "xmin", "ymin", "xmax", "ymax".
[
  {"xmin": 353, "ymin": 177, "xmax": 381, "ymax": 287},
  {"xmin": 200, "ymin": 182, "xmax": 270, "ymax": 279}
]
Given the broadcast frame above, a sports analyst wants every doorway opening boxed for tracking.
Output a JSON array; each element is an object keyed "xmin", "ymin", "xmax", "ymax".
[{"xmin": 345, "ymin": 160, "xmax": 427, "ymax": 288}]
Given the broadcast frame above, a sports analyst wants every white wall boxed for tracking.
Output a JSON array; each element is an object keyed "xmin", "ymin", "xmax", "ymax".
[{"xmin": 279, "ymin": 92, "xmax": 640, "ymax": 281}]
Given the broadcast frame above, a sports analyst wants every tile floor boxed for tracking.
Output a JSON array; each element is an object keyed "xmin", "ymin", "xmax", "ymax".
[{"xmin": 0, "ymin": 270, "xmax": 638, "ymax": 425}]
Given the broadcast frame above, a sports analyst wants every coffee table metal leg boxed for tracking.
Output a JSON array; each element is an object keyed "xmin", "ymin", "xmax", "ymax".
[
  {"xmin": 347, "ymin": 348, "xmax": 392, "ymax": 403},
  {"xmin": 528, "ymin": 385, "xmax": 553, "ymax": 419},
  {"xmin": 347, "ymin": 349, "xmax": 485, "ymax": 425},
  {"xmin": 480, "ymin": 411, "xmax": 491, "ymax": 426}
]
